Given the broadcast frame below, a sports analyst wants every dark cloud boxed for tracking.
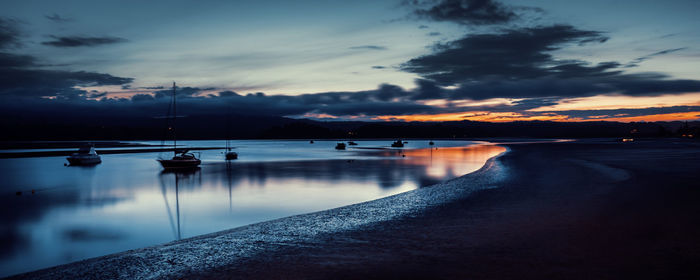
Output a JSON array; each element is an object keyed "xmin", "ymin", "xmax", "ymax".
[
  {"xmin": 402, "ymin": 25, "xmax": 609, "ymax": 85},
  {"xmin": 198, "ymin": 84, "xmax": 431, "ymax": 117},
  {"xmin": 1, "ymin": 17, "xmax": 134, "ymax": 100},
  {"xmin": 41, "ymin": 36, "xmax": 127, "ymax": 47},
  {"xmin": 427, "ymin": 31, "xmax": 441, "ymax": 36},
  {"xmin": 372, "ymin": 65, "xmax": 386, "ymax": 69},
  {"xmin": 0, "ymin": 52, "xmax": 35, "ymax": 68},
  {"xmin": 2, "ymin": 74, "xmax": 698, "ymax": 123},
  {"xmin": 0, "ymin": 68, "xmax": 134, "ymax": 99},
  {"xmin": 411, "ymin": 79, "xmax": 444, "ymax": 100},
  {"xmin": 0, "ymin": 17, "xmax": 22, "ymax": 49},
  {"xmin": 87, "ymin": 91, "xmax": 108, "ymax": 98},
  {"xmin": 153, "ymin": 86, "xmax": 202, "ymax": 98},
  {"xmin": 409, "ymin": 0, "xmax": 516, "ymax": 25},
  {"xmin": 1, "ymin": 48, "xmax": 133, "ymax": 100},
  {"xmin": 45, "ymin": 13, "xmax": 74, "ymax": 23},
  {"xmin": 625, "ymin": 47, "xmax": 686, "ymax": 67},
  {"xmin": 0, "ymin": 78, "xmax": 436, "ymax": 119},
  {"xmin": 399, "ymin": 24, "xmax": 700, "ymax": 100},
  {"xmin": 349, "ymin": 45, "xmax": 387, "ymax": 51},
  {"xmin": 418, "ymin": 25, "xmax": 429, "ymax": 29},
  {"xmin": 447, "ymin": 74, "xmax": 700, "ymax": 100}
]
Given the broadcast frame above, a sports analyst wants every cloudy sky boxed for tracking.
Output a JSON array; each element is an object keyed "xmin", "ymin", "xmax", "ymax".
[{"xmin": 1, "ymin": 0, "xmax": 699, "ymax": 122}]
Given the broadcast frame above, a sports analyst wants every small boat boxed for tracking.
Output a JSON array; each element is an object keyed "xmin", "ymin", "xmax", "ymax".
[
  {"xmin": 391, "ymin": 140, "xmax": 404, "ymax": 148},
  {"xmin": 429, "ymin": 141, "xmax": 434, "ymax": 145},
  {"xmin": 66, "ymin": 144, "xmax": 101, "ymax": 165},
  {"xmin": 224, "ymin": 134, "xmax": 238, "ymax": 160},
  {"xmin": 335, "ymin": 142, "xmax": 346, "ymax": 150},
  {"xmin": 347, "ymin": 141, "xmax": 358, "ymax": 146},
  {"xmin": 225, "ymin": 150, "xmax": 238, "ymax": 160},
  {"xmin": 309, "ymin": 140, "xmax": 314, "ymax": 144},
  {"xmin": 158, "ymin": 82, "xmax": 201, "ymax": 169},
  {"xmin": 159, "ymin": 150, "xmax": 201, "ymax": 169}
]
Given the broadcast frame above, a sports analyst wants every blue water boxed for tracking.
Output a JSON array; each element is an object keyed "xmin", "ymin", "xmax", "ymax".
[{"xmin": 0, "ymin": 140, "xmax": 504, "ymax": 277}]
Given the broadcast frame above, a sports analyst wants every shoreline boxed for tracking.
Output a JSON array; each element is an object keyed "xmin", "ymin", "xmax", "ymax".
[
  {"xmin": 9, "ymin": 144, "xmax": 509, "ymax": 279},
  {"xmin": 10, "ymin": 139, "xmax": 700, "ymax": 279}
]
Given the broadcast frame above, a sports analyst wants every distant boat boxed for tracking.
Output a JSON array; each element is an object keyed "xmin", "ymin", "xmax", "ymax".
[
  {"xmin": 309, "ymin": 140, "xmax": 314, "ymax": 144},
  {"xmin": 348, "ymin": 141, "xmax": 358, "ymax": 146},
  {"xmin": 66, "ymin": 144, "xmax": 101, "ymax": 165},
  {"xmin": 429, "ymin": 140, "xmax": 434, "ymax": 146},
  {"xmin": 225, "ymin": 149, "xmax": 238, "ymax": 160},
  {"xmin": 335, "ymin": 142, "xmax": 346, "ymax": 150},
  {"xmin": 224, "ymin": 135, "xmax": 238, "ymax": 160},
  {"xmin": 391, "ymin": 140, "xmax": 404, "ymax": 148},
  {"xmin": 158, "ymin": 82, "xmax": 201, "ymax": 169}
]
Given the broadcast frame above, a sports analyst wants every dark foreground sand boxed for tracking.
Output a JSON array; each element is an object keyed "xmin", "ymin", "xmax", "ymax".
[{"xmin": 11, "ymin": 139, "xmax": 700, "ymax": 279}]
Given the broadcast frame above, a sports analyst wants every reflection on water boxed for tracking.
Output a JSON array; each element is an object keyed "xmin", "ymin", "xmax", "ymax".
[{"xmin": 0, "ymin": 140, "xmax": 504, "ymax": 276}]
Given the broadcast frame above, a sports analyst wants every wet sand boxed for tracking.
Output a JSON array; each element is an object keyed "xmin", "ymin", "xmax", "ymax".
[{"xmin": 10, "ymin": 139, "xmax": 700, "ymax": 279}]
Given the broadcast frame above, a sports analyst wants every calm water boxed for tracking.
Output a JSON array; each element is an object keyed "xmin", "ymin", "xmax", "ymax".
[{"xmin": 0, "ymin": 140, "xmax": 504, "ymax": 276}]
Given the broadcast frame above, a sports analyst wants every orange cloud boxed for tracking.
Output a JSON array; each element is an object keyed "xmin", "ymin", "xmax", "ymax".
[
  {"xmin": 374, "ymin": 110, "xmax": 700, "ymax": 123},
  {"xmin": 594, "ymin": 111, "xmax": 700, "ymax": 122},
  {"xmin": 529, "ymin": 93, "xmax": 700, "ymax": 112},
  {"xmin": 374, "ymin": 111, "xmax": 573, "ymax": 122}
]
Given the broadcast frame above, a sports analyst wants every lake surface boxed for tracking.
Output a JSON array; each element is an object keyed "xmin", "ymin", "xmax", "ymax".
[{"xmin": 0, "ymin": 140, "xmax": 504, "ymax": 277}]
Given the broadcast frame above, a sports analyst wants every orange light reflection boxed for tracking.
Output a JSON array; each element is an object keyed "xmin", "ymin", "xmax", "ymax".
[{"xmin": 391, "ymin": 144, "xmax": 506, "ymax": 179}]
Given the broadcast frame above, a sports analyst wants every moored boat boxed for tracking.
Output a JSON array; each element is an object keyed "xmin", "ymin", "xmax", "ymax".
[
  {"xmin": 158, "ymin": 82, "xmax": 201, "ymax": 169},
  {"xmin": 225, "ymin": 150, "xmax": 238, "ymax": 160},
  {"xmin": 335, "ymin": 142, "xmax": 346, "ymax": 150},
  {"xmin": 158, "ymin": 150, "xmax": 201, "ymax": 168},
  {"xmin": 66, "ymin": 144, "xmax": 101, "ymax": 165},
  {"xmin": 391, "ymin": 140, "xmax": 404, "ymax": 148}
]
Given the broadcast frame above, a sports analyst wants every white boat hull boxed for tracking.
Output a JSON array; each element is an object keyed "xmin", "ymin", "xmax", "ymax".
[{"xmin": 67, "ymin": 155, "xmax": 102, "ymax": 165}]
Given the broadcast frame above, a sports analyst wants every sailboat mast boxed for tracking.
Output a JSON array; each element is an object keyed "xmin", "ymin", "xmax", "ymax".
[{"xmin": 172, "ymin": 82, "xmax": 177, "ymax": 156}]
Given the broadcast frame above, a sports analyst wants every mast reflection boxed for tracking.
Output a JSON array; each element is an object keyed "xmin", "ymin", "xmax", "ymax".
[{"xmin": 159, "ymin": 168, "xmax": 201, "ymax": 240}]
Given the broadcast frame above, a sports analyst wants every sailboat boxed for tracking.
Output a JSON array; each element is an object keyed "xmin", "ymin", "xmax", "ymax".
[
  {"xmin": 391, "ymin": 139, "xmax": 404, "ymax": 148},
  {"xmin": 66, "ymin": 144, "xmax": 102, "ymax": 165},
  {"xmin": 224, "ymin": 116, "xmax": 238, "ymax": 160},
  {"xmin": 158, "ymin": 82, "xmax": 202, "ymax": 169}
]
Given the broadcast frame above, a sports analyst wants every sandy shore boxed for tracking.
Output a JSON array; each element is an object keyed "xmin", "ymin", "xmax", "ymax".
[{"xmin": 10, "ymin": 139, "xmax": 700, "ymax": 279}]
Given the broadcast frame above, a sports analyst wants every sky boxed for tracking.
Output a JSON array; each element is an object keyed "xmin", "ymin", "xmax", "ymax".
[{"xmin": 1, "ymin": 0, "xmax": 700, "ymax": 122}]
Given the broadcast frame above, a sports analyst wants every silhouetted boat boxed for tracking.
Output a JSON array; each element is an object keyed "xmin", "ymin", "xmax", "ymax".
[
  {"xmin": 335, "ymin": 142, "xmax": 346, "ymax": 150},
  {"xmin": 159, "ymin": 150, "xmax": 202, "ymax": 168},
  {"xmin": 391, "ymin": 140, "xmax": 404, "ymax": 148},
  {"xmin": 225, "ymin": 150, "xmax": 238, "ymax": 160},
  {"xmin": 224, "ymin": 135, "xmax": 238, "ymax": 160},
  {"xmin": 309, "ymin": 140, "xmax": 314, "ymax": 144},
  {"xmin": 158, "ymin": 82, "xmax": 201, "ymax": 169},
  {"xmin": 348, "ymin": 141, "xmax": 358, "ymax": 146},
  {"xmin": 66, "ymin": 144, "xmax": 101, "ymax": 165},
  {"xmin": 429, "ymin": 140, "xmax": 434, "ymax": 145}
]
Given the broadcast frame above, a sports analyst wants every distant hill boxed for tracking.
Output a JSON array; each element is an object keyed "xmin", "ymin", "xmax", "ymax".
[{"xmin": 1, "ymin": 111, "xmax": 697, "ymax": 140}]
